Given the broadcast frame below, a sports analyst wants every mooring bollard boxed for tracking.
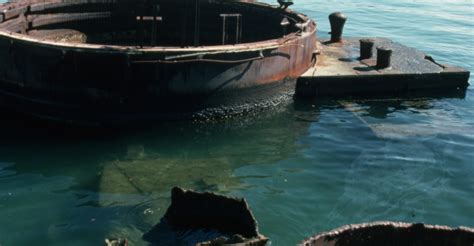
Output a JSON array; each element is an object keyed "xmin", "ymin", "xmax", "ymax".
[
  {"xmin": 376, "ymin": 46, "xmax": 392, "ymax": 69},
  {"xmin": 359, "ymin": 38, "xmax": 375, "ymax": 60},
  {"xmin": 329, "ymin": 12, "xmax": 347, "ymax": 42}
]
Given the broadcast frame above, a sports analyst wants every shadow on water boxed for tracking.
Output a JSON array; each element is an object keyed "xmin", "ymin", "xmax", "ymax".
[
  {"xmin": 295, "ymin": 86, "xmax": 468, "ymax": 118},
  {"xmin": 0, "ymin": 86, "xmax": 469, "ymax": 245}
]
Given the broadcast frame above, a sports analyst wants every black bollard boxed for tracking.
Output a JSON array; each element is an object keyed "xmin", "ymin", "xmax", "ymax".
[
  {"xmin": 359, "ymin": 38, "xmax": 375, "ymax": 60},
  {"xmin": 376, "ymin": 46, "xmax": 393, "ymax": 69},
  {"xmin": 329, "ymin": 12, "xmax": 347, "ymax": 42}
]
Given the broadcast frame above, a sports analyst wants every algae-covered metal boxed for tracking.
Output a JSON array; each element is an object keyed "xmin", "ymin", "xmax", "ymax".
[
  {"xmin": 0, "ymin": 0, "xmax": 317, "ymax": 124},
  {"xmin": 143, "ymin": 187, "xmax": 268, "ymax": 245},
  {"xmin": 300, "ymin": 221, "xmax": 474, "ymax": 246}
]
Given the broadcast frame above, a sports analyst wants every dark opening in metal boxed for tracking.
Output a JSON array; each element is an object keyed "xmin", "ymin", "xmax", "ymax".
[{"xmin": 0, "ymin": 0, "xmax": 300, "ymax": 47}]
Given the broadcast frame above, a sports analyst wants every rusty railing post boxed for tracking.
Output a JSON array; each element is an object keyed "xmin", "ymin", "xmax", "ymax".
[
  {"xmin": 194, "ymin": 0, "xmax": 200, "ymax": 46},
  {"xmin": 150, "ymin": 4, "xmax": 160, "ymax": 46},
  {"xmin": 222, "ymin": 14, "xmax": 227, "ymax": 45},
  {"xmin": 236, "ymin": 14, "xmax": 241, "ymax": 44}
]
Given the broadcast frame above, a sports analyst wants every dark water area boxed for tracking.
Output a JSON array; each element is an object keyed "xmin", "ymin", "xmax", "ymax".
[{"xmin": 1, "ymin": 0, "xmax": 473, "ymax": 245}]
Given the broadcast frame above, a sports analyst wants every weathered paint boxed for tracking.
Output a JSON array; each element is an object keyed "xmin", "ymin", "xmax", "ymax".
[
  {"xmin": 300, "ymin": 221, "xmax": 474, "ymax": 246},
  {"xmin": 0, "ymin": 0, "xmax": 317, "ymax": 124},
  {"xmin": 296, "ymin": 38, "xmax": 470, "ymax": 98}
]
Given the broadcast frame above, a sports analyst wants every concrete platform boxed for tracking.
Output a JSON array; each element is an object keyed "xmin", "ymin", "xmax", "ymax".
[{"xmin": 296, "ymin": 38, "xmax": 470, "ymax": 98}]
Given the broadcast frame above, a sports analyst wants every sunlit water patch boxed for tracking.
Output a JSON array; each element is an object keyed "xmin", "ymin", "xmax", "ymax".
[{"xmin": 1, "ymin": 0, "xmax": 474, "ymax": 245}]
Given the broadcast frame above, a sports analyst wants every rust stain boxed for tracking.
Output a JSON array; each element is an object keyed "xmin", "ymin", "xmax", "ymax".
[{"xmin": 0, "ymin": 0, "xmax": 318, "ymax": 122}]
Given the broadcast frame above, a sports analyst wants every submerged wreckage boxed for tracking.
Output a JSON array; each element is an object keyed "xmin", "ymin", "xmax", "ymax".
[
  {"xmin": 119, "ymin": 187, "xmax": 474, "ymax": 246},
  {"xmin": 300, "ymin": 221, "xmax": 474, "ymax": 246},
  {"xmin": 143, "ymin": 187, "xmax": 268, "ymax": 246},
  {"xmin": 0, "ymin": 0, "xmax": 470, "ymax": 124}
]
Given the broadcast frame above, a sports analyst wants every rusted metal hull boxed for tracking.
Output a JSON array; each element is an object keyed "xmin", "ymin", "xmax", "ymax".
[
  {"xmin": 300, "ymin": 221, "xmax": 474, "ymax": 246},
  {"xmin": 0, "ymin": 0, "xmax": 317, "ymax": 125}
]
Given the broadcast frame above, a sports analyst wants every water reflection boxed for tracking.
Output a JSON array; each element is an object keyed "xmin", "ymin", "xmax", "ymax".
[
  {"xmin": 319, "ymin": 95, "xmax": 474, "ymax": 228},
  {"xmin": 0, "ymin": 87, "xmax": 471, "ymax": 244},
  {"xmin": 296, "ymin": 86, "xmax": 470, "ymax": 139}
]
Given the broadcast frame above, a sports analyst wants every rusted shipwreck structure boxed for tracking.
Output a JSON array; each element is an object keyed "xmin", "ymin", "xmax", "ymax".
[
  {"xmin": 0, "ymin": 0, "xmax": 316, "ymax": 124},
  {"xmin": 135, "ymin": 187, "xmax": 474, "ymax": 246},
  {"xmin": 143, "ymin": 187, "xmax": 268, "ymax": 245},
  {"xmin": 300, "ymin": 221, "xmax": 474, "ymax": 246}
]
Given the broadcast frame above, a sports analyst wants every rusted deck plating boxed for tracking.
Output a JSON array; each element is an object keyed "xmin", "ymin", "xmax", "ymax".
[{"xmin": 296, "ymin": 38, "xmax": 470, "ymax": 97}]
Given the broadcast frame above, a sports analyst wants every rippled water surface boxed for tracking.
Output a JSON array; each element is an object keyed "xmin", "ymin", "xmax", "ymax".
[{"xmin": 1, "ymin": 0, "xmax": 473, "ymax": 245}]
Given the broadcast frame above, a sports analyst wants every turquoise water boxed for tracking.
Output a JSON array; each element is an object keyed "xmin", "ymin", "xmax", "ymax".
[{"xmin": 1, "ymin": 0, "xmax": 473, "ymax": 245}]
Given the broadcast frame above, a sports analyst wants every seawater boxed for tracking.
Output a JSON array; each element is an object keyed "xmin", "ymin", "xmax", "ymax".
[{"xmin": 0, "ymin": 0, "xmax": 473, "ymax": 245}]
